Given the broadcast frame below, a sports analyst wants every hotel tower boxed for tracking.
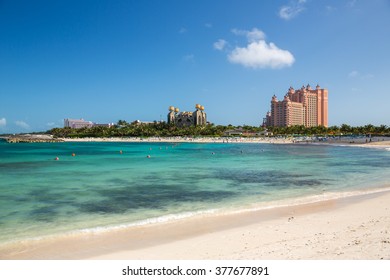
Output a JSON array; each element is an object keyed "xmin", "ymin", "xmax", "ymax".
[
  {"xmin": 167, "ymin": 104, "xmax": 207, "ymax": 127},
  {"xmin": 264, "ymin": 84, "xmax": 328, "ymax": 127}
]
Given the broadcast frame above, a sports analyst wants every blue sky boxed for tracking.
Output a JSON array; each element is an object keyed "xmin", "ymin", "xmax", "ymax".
[{"xmin": 1, "ymin": 0, "xmax": 389, "ymax": 133}]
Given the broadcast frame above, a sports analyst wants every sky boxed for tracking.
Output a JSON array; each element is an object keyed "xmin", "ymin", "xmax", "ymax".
[{"xmin": 1, "ymin": 0, "xmax": 389, "ymax": 133}]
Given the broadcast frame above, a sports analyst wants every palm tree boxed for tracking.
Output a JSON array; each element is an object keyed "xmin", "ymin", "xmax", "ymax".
[
  {"xmin": 363, "ymin": 124, "xmax": 375, "ymax": 134},
  {"xmin": 326, "ymin": 126, "xmax": 339, "ymax": 135},
  {"xmin": 117, "ymin": 120, "xmax": 128, "ymax": 126},
  {"xmin": 340, "ymin": 124, "xmax": 352, "ymax": 134},
  {"xmin": 377, "ymin": 124, "xmax": 388, "ymax": 135}
]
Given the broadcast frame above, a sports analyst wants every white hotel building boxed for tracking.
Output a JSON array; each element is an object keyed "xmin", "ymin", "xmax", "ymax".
[{"xmin": 64, "ymin": 118, "xmax": 113, "ymax": 129}]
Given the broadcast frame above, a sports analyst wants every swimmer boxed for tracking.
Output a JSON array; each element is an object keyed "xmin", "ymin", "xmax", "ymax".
[
  {"xmin": 55, "ymin": 157, "xmax": 59, "ymax": 161},
  {"xmin": 119, "ymin": 150, "xmax": 123, "ymax": 154},
  {"xmin": 72, "ymin": 153, "xmax": 76, "ymax": 157},
  {"xmin": 147, "ymin": 155, "xmax": 151, "ymax": 158}
]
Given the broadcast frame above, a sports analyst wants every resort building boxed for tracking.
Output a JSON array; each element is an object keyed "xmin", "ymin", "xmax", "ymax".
[
  {"xmin": 167, "ymin": 104, "xmax": 207, "ymax": 127},
  {"xmin": 64, "ymin": 118, "xmax": 94, "ymax": 129},
  {"xmin": 64, "ymin": 118, "xmax": 114, "ymax": 129},
  {"xmin": 263, "ymin": 84, "xmax": 328, "ymax": 127},
  {"xmin": 132, "ymin": 120, "xmax": 158, "ymax": 125},
  {"xmin": 223, "ymin": 127, "xmax": 271, "ymax": 137}
]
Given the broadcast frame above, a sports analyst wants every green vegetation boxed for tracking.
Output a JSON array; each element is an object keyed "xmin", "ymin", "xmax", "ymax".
[
  {"xmin": 47, "ymin": 121, "xmax": 390, "ymax": 138},
  {"xmin": 49, "ymin": 122, "xmax": 229, "ymax": 138},
  {"xmin": 268, "ymin": 124, "xmax": 390, "ymax": 136}
]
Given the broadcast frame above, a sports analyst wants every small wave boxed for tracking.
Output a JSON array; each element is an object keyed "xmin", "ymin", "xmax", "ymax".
[
  {"xmin": 0, "ymin": 209, "xmax": 220, "ymax": 247},
  {"xmin": 209, "ymin": 185, "xmax": 390, "ymax": 217},
  {"xmin": 70, "ymin": 209, "xmax": 220, "ymax": 235}
]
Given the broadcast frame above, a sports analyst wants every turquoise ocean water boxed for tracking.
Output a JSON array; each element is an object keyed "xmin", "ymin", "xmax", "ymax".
[{"xmin": 0, "ymin": 140, "xmax": 389, "ymax": 245}]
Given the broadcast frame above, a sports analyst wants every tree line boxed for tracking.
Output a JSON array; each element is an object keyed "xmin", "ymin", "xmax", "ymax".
[
  {"xmin": 267, "ymin": 124, "xmax": 389, "ymax": 136},
  {"xmin": 48, "ymin": 121, "xmax": 390, "ymax": 138},
  {"xmin": 49, "ymin": 121, "xmax": 229, "ymax": 138}
]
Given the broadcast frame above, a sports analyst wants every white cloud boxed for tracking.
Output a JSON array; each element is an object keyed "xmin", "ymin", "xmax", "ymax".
[
  {"xmin": 348, "ymin": 70, "xmax": 374, "ymax": 79},
  {"xmin": 0, "ymin": 118, "xmax": 6, "ymax": 127},
  {"xmin": 46, "ymin": 122, "xmax": 56, "ymax": 127},
  {"xmin": 228, "ymin": 41, "xmax": 295, "ymax": 69},
  {"xmin": 179, "ymin": 27, "xmax": 187, "ymax": 34},
  {"xmin": 215, "ymin": 28, "xmax": 294, "ymax": 69},
  {"xmin": 348, "ymin": 70, "xmax": 359, "ymax": 78},
  {"xmin": 213, "ymin": 39, "xmax": 227, "ymax": 50},
  {"xmin": 204, "ymin": 23, "xmax": 212, "ymax": 28},
  {"xmin": 15, "ymin": 120, "xmax": 30, "ymax": 129},
  {"xmin": 231, "ymin": 28, "xmax": 265, "ymax": 42},
  {"xmin": 279, "ymin": 0, "xmax": 307, "ymax": 20},
  {"xmin": 223, "ymin": 28, "xmax": 294, "ymax": 69}
]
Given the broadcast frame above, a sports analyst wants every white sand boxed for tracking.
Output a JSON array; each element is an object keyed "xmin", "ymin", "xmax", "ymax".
[
  {"xmin": 62, "ymin": 136, "xmax": 295, "ymax": 144},
  {"xmin": 62, "ymin": 136, "xmax": 390, "ymax": 149},
  {"xmin": 357, "ymin": 141, "xmax": 390, "ymax": 149},
  {"xmin": 87, "ymin": 191, "xmax": 390, "ymax": 260}
]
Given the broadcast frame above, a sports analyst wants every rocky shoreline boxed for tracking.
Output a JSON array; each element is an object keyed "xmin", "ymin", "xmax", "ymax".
[{"xmin": 3, "ymin": 134, "xmax": 64, "ymax": 143}]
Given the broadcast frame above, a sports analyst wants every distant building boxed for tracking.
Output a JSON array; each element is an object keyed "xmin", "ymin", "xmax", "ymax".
[
  {"xmin": 223, "ymin": 127, "xmax": 270, "ymax": 137},
  {"xmin": 263, "ymin": 84, "xmax": 328, "ymax": 127},
  {"xmin": 132, "ymin": 120, "xmax": 159, "ymax": 125},
  {"xmin": 224, "ymin": 128, "xmax": 244, "ymax": 136},
  {"xmin": 93, "ymin": 123, "xmax": 114, "ymax": 128},
  {"xmin": 64, "ymin": 118, "xmax": 94, "ymax": 129},
  {"xmin": 263, "ymin": 111, "xmax": 272, "ymax": 128},
  {"xmin": 64, "ymin": 118, "xmax": 113, "ymax": 129},
  {"xmin": 167, "ymin": 104, "xmax": 207, "ymax": 127}
]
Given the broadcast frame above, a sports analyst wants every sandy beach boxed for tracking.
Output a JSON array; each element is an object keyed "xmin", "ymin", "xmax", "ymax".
[
  {"xmin": 61, "ymin": 136, "xmax": 390, "ymax": 147},
  {"xmin": 61, "ymin": 136, "xmax": 295, "ymax": 144},
  {"xmin": 88, "ymin": 190, "xmax": 390, "ymax": 260},
  {"xmin": 357, "ymin": 140, "xmax": 390, "ymax": 149},
  {"xmin": 4, "ymin": 134, "xmax": 390, "ymax": 148},
  {"xmin": 1, "ymin": 188, "xmax": 389, "ymax": 260}
]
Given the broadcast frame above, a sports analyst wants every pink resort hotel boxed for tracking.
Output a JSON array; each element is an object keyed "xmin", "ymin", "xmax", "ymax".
[{"xmin": 263, "ymin": 84, "xmax": 328, "ymax": 127}]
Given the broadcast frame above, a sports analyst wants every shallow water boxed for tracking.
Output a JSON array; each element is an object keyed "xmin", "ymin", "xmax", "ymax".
[{"xmin": 0, "ymin": 141, "xmax": 389, "ymax": 244}]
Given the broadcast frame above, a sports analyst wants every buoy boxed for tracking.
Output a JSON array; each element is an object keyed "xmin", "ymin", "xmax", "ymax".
[
  {"xmin": 55, "ymin": 157, "xmax": 59, "ymax": 161},
  {"xmin": 147, "ymin": 155, "xmax": 151, "ymax": 158}
]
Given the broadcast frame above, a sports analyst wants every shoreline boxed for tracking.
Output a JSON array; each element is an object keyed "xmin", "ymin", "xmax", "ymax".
[
  {"xmin": 62, "ymin": 136, "xmax": 390, "ymax": 148},
  {"xmin": 61, "ymin": 136, "xmax": 295, "ymax": 144},
  {"xmin": 3, "ymin": 134, "xmax": 390, "ymax": 149},
  {"xmin": 90, "ymin": 188, "xmax": 390, "ymax": 260},
  {"xmin": 1, "ymin": 186, "xmax": 389, "ymax": 260}
]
